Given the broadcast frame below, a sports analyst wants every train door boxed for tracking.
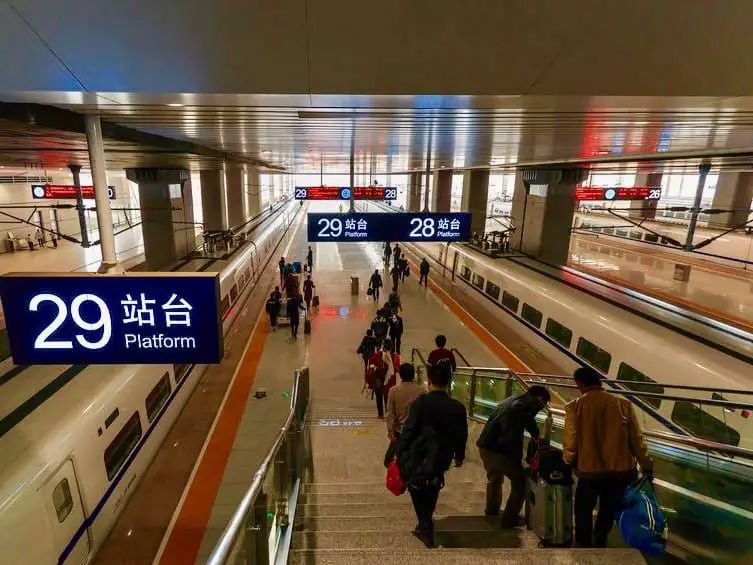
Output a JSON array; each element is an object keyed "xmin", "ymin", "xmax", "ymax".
[
  {"xmin": 43, "ymin": 460, "xmax": 89, "ymax": 565},
  {"xmin": 451, "ymin": 250, "xmax": 459, "ymax": 281}
]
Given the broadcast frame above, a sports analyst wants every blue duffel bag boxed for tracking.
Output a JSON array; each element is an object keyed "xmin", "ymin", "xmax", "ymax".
[{"xmin": 616, "ymin": 475, "xmax": 668, "ymax": 556}]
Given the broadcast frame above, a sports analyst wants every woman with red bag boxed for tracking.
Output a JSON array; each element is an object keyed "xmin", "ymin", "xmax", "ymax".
[{"xmin": 366, "ymin": 339, "xmax": 400, "ymax": 419}]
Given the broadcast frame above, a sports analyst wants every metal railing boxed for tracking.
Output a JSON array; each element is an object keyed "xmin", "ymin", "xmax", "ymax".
[
  {"xmin": 207, "ymin": 367, "xmax": 311, "ymax": 565},
  {"xmin": 452, "ymin": 366, "xmax": 753, "ymax": 563}
]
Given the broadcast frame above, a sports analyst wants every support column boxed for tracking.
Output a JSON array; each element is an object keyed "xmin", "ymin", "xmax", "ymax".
[
  {"xmin": 84, "ymin": 115, "xmax": 121, "ymax": 272},
  {"xmin": 510, "ymin": 168, "xmax": 589, "ymax": 265},
  {"xmin": 461, "ymin": 170, "xmax": 490, "ymax": 236},
  {"xmin": 628, "ymin": 171, "xmax": 663, "ymax": 220},
  {"xmin": 246, "ymin": 166, "xmax": 262, "ymax": 218},
  {"xmin": 200, "ymin": 169, "xmax": 227, "ymax": 232},
  {"xmin": 68, "ymin": 164, "xmax": 90, "ymax": 247},
  {"xmin": 174, "ymin": 178, "xmax": 197, "ymax": 258},
  {"xmin": 125, "ymin": 168, "xmax": 190, "ymax": 270},
  {"xmin": 708, "ymin": 172, "xmax": 753, "ymax": 229},
  {"xmin": 225, "ymin": 166, "xmax": 245, "ymax": 228},
  {"xmin": 432, "ymin": 170, "xmax": 452, "ymax": 212},
  {"xmin": 408, "ymin": 172, "xmax": 422, "ymax": 212}
]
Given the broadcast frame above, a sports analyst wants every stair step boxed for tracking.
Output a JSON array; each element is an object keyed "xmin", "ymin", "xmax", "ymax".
[
  {"xmin": 301, "ymin": 491, "xmax": 486, "ymax": 505},
  {"xmin": 297, "ymin": 514, "xmax": 504, "ymax": 533},
  {"xmin": 292, "ymin": 529, "xmax": 540, "ymax": 551},
  {"xmin": 290, "ymin": 548, "xmax": 647, "ymax": 565},
  {"xmin": 304, "ymin": 481, "xmax": 483, "ymax": 494},
  {"xmin": 298, "ymin": 502, "xmax": 479, "ymax": 517}
]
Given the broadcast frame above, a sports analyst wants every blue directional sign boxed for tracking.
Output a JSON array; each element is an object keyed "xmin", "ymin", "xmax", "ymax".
[
  {"xmin": 0, "ymin": 273, "xmax": 223, "ymax": 365},
  {"xmin": 307, "ymin": 212, "xmax": 472, "ymax": 243}
]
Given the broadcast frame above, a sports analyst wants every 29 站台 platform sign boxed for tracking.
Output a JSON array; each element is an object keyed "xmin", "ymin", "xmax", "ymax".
[
  {"xmin": 307, "ymin": 212, "xmax": 472, "ymax": 242},
  {"xmin": 0, "ymin": 273, "xmax": 223, "ymax": 365}
]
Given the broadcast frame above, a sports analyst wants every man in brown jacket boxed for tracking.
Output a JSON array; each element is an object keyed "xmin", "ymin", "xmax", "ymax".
[
  {"xmin": 564, "ymin": 367, "xmax": 654, "ymax": 548},
  {"xmin": 386, "ymin": 363, "xmax": 425, "ymax": 440}
]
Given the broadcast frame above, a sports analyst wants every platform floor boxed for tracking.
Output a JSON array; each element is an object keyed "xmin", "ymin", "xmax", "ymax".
[
  {"xmin": 569, "ymin": 234, "xmax": 753, "ymax": 328},
  {"xmin": 0, "ymin": 226, "xmax": 145, "ymax": 275}
]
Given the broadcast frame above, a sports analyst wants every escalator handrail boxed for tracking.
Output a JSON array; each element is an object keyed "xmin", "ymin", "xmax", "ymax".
[{"xmin": 451, "ymin": 347, "xmax": 471, "ymax": 367}]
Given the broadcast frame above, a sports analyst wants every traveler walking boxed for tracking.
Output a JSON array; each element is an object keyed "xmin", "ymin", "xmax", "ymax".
[
  {"xmin": 26, "ymin": 233, "xmax": 35, "ymax": 251},
  {"xmin": 356, "ymin": 329, "xmax": 379, "ymax": 371},
  {"xmin": 278, "ymin": 257, "xmax": 286, "ymax": 286},
  {"xmin": 427, "ymin": 334, "xmax": 457, "ymax": 372},
  {"xmin": 303, "ymin": 274, "xmax": 315, "ymax": 311},
  {"xmin": 271, "ymin": 286, "xmax": 282, "ymax": 303},
  {"xmin": 564, "ymin": 367, "xmax": 654, "ymax": 548},
  {"xmin": 393, "ymin": 244, "xmax": 402, "ymax": 268},
  {"xmin": 399, "ymin": 257, "xmax": 409, "ymax": 282},
  {"xmin": 384, "ymin": 241, "xmax": 392, "ymax": 264},
  {"xmin": 306, "ymin": 246, "xmax": 314, "ymax": 271},
  {"xmin": 386, "ymin": 363, "xmax": 423, "ymax": 440},
  {"xmin": 265, "ymin": 291, "xmax": 280, "ymax": 331},
  {"xmin": 388, "ymin": 287, "xmax": 402, "ymax": 315},
  {"xmin": 397, "ymin": 362, "xmax": 467, "ymax": 548},
  {"xmin": 388, "ymin": 311, "xmax": 404, "ymax": 355},
  {"xmin": 366, "ymin": 339, "xmax": 400, "ymax": 419},
  {"xmin": 287, "ymin": 293, "xmax": 305, "ymax": 341},
  {"xmin": 368, "ymin": 269, "xmax": 383, "ymax": 302},
  {"xmin": 419, "ymin": 258, "xmax": 430, "ymax": 287},
  {"xmin": 476, "ymin": 386, "xmax": 551, "ymax": 526},
  {"xmin": 370, "ymin": 309, "xmax": 390, "ymax": 347},
  {"xmin": 35, "ymin": 228, "xmax": 44, "ymax": 248},
  {"xmin": 390, "ymin": 263, "xmax": 401, "ymax": 289}
]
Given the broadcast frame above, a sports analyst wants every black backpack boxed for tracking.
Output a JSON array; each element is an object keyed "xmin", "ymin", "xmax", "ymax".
[
  {"xmin": 397, "ymin": 397, "xmax": 442, "ymax": 488},
  {"xmin": 372, "ymin": 317, "xmax": 388, "ymax": 337}
]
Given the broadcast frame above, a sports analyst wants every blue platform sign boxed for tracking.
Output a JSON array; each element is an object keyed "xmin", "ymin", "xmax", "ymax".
[
  {"xmin": 307, "ymin": 212, "xmax": 471, "ymax": 243},
  {"xmin": 0, "ymin": 272, "xmax": 223, "ymax": 365}
]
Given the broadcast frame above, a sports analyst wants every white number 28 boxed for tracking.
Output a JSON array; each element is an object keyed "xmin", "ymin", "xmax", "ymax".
[{"xmin": 409, "ymin": 218, "xmax": 435, "ymax": 238}]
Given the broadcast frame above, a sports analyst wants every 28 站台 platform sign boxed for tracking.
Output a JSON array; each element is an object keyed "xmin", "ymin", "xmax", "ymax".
[
  {"xmin": 307, "ymin": 212, "xmax": 472, "ymax": 242},
  {"xmin": 0, "ymin": 273, "xmax": 223, "ymax": 365}
]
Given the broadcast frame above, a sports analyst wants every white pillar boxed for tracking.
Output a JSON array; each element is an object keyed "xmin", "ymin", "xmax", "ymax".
[{"xmin": 85, "ymin": 115, "xmax": 121, "ymax": 273}]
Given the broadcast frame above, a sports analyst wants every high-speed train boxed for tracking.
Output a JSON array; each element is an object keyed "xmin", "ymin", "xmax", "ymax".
[
  {"xmin": 0, "ymin": 202, "xmax": 301, "ymax": 565},
  {"xmin": 405, "ymin": 238, "xmax": 753, "ymax": 448}
]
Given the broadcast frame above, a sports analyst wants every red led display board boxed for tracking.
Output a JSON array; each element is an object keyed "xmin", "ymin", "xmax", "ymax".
[
  {"xmin": 31, "ymin": 184, "xmax": 116, "ymax": 200},
  {"xmin": 574, "ymin": 186, "xmax": 661, "ymax": 201},
  {"xmin": 294, "ymin": 186, "xmax": 397, "ymax": 201}
]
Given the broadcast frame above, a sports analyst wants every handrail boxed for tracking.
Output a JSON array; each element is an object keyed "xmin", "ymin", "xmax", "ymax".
[
  {"xmin": 411, "ymin": 348, "xmax": 428, "ymax": 384},
  {"xmin": 451, "ymin": 347, "xmax": 471, "ymax": 367},
  {"xmin": 520, "ymin": 373, "xmax": 753, "ymax": 397},
  {"xmin": 454, "ymin": 366, "xmax": 753, "ymax": 461},
  {"xmin": 207, "ymin": 367, "xmax": 310, "ymax": 565}
]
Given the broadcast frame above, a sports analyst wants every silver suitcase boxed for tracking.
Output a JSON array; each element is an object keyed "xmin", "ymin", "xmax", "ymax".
[{"xmin": 525, "ymin": 474, "xmax": 573, "ymax": 546}]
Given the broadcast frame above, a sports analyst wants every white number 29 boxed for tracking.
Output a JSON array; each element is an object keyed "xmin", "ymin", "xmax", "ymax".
[
  {"xmin": 30, "ymin": 293, "xmax": 112, "ymax": 351},
  {"xmin": 317, "ymin": 218, "xmax": 343, "ymax": 238}
]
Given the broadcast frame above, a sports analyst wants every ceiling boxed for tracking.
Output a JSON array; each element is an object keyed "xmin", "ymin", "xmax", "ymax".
[{"xmin": 3, "ymin": 1, "xmax": 753, "ymax": 174}]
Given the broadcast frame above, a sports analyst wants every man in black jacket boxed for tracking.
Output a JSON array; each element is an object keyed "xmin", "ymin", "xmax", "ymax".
[
  {"xmin": 397, "ymin": 363, "xmax": 468, "ymax": 547},
  {"xmin": 388, "ymin": 312, "xmax": 404, "ymax": 355},
  {"xmin": 476, "ymin": 385, "xmax": 551, "ymax": 527}
]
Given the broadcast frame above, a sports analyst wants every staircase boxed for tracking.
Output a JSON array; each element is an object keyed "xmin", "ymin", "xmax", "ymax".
[{"xmin": 290, "ymin": 403, "xmax": 647, "ymax": 565}]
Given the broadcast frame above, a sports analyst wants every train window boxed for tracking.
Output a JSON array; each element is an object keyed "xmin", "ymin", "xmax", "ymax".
[
  {"xmin": 485, "ymin": 281, "xmax": 501, "ymax": 301},
  {"xmin": 146, "ymin": 372, "xmax": 172, "ymax": 423},
  {"xmin": 644, "ymin": 233, "xmax": 659, "ymax": 243},
  {"xmin": 221, "ymin": 295, "xmax": 230, "ymax": 315},
  {"xmin": 616, "ymin": 229, "xmax": 628, "ymax": 237},
  {"xmin": 52, "ymin": 479, "xmax": 73, "ymax": 523},
  {"xmin": 460, "ymin": 266, "xmax": 471, "ymax": 281},
  {"xmin": 545, "ymin": 318, "xmax": 572, "ymax": 348},
  {"xmin": 501, "ymin": 291, "xmax": 520, "ymax": 313},
  {"xmin": 174, "ymin": 364, "xmax": 190, "ymax": 382},
  {"xmin": 618, "ymin": 363, "xmax": 664, "ymax": 410},
  {"xmin": 230, "ymin": 285, "xmax": 238, "ymax": 302},
  {"xmin": 671, "ymin": 402, "xmax": 741, "ymax": 447},
  {"xmin": 0, "ymin": 329, "xmax": 10, "ymax": 362},
  {"xmin": 104, "ymin": 412, "xmax": 143, "ymax": 481},
  {"xmin": 105, "ymin": 408, "xmax": 119, "ymax": 429},
  {"xmin": 603, "ymin": 227, "xmax": 615, "ymax": 235},
  {"xmin": 244, "ymin": 268, "xmax": 251, "ymax": 283},
  {"xmin": 576, "ymin": 338, "xmax": 612, "ymax": 373},
  {"xmin": 472, "ymin": 273, "xmax": 485, "ymax": 289},
  {"xmin": 521, "ymin": 303, "xmax": 543, "ymax": 329},
  {"xmin": 629, "ymin": 230, "xmax": 642, "ymax": 240}
]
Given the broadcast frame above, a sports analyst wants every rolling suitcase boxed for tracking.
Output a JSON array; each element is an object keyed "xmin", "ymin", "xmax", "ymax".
[{"xmin": 525, "ymin": 472, "xmax": 573, "ymax": 546}]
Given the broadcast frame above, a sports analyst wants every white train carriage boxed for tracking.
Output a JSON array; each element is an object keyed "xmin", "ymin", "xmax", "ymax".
[
  {"xmin": 0, "ymin": 202, "xmax": 300, "ymax": 565},
  {"xmin": 410, "ymin": 240, "xmax": 753, "ymax": 448}
]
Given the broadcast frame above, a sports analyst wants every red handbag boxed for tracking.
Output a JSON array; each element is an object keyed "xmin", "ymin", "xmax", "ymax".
[{"xmin": 385, "ymin": 458, "xmax": 406, "ymax": 496}]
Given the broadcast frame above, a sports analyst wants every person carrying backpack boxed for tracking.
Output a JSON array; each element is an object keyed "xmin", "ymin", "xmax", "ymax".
[
  {"xmin": 265, "ymin": 291, "xmax": 280, "ymax": 331},
  {"xmin": 397, "ymin": 362, "xmax": 467, "ymax": 548},
  {"xmin": 356, "ymin": 329, "xmax": 378, "ymax": 371},
  {"xmin": 370, "ymin": 311, "xmax": 389, "ymax": 347},
  {"xmin": 388, "ymin": 287, "xmax": 402, "ymax": 315},
  {"xmin": 366, "ymin": 339, "xmax": 400, "ymax": 419},
  {"xmin": 564, "ymin": 367, "xmax": 654, "ymax": 548},
  {"xmin": 369, "ymin": 269, "xmax": 383, "ymax": 302}
]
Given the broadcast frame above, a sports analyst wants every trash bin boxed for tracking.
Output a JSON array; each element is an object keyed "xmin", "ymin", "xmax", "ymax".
[
  {"xmin": 351, "ymin": 276, "xmax": 359, "ymax": 296},
  {"xmin": 673, "ymin": 263, "xmax": 691, "ymax": 282}
]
